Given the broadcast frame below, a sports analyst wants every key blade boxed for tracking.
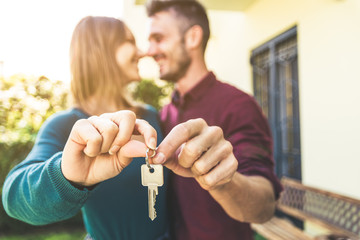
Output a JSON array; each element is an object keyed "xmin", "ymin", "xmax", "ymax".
[
  {"xmin": 140, "ymin": 164, "xmax": 163, "ymax": 221},
  {"xmin": 148, "ymin": 187, "xmax": 157, "ymax": 221}
]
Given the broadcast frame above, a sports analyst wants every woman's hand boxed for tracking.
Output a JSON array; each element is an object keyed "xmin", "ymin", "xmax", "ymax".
[{"xmin": 61, "ymin": 110, "xmax": 157, "ymax": 187}]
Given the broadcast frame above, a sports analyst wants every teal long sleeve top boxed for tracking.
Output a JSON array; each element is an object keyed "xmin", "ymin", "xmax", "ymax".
[{"xmin": 2, "ymin": 107, "xmax": 169, "ymax": 240}]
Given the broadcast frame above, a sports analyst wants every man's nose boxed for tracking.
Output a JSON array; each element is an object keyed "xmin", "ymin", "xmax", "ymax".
[{"xmin": 146, "ymin": 42, "xmax": 157, "ymax": 57}]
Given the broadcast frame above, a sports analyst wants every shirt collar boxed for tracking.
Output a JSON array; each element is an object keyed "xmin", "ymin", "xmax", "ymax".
[{"xmin": 172, "ymin": 71, "xmax": 216, "ymax": 107}]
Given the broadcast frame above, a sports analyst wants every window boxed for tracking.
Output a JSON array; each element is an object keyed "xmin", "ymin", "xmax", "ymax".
[{"xmin": 251, "ymin": 26, "xmax": 301, "ymax": 180}]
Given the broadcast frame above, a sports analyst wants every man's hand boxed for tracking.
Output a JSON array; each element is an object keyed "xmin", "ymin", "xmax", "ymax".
[
  {"xmin": 152, "ymin": 118, "xmax": 238, "ymax": 191},
  {"xmin": 62, "ymin": 110, "xmax": 157, "ymax": 187},
  {"xmin": 152, "ymin": 118, "xmax": 276, "ymax": 223}
]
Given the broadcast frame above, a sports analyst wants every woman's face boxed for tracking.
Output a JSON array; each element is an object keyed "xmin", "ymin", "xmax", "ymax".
[{"xmin": 115, "ymin": 27, "xmax": 143, "ymax": 83}]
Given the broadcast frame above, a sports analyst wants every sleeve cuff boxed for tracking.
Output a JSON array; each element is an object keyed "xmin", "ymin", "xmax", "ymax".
[
  {"xmin": 241, "ymin": 166, "xmax": 283, "ymax": 200},
  {"xmin": 46, "ymin": 152, "xmax": 90, "ymax": 204}
]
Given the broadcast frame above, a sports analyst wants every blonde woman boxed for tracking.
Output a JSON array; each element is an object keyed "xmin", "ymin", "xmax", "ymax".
[{"xmin": 2, "ymin": 16, "xmax": 169, "ymax": 240}]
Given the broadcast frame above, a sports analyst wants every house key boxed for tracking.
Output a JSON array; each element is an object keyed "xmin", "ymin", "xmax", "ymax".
[{"xmin": 141, "ymin": 147, "xmax": 163, "ymax": 221}]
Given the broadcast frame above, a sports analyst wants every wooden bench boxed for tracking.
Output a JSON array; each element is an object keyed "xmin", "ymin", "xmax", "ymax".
[{"xmin": 251, "ymin": 177, "xmax": 360, "ymax": 240}]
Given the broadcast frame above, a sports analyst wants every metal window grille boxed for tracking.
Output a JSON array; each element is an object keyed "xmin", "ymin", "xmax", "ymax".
[{"xmin": 251, "ymin": 26, "xmax": 301, "ymax": 180}]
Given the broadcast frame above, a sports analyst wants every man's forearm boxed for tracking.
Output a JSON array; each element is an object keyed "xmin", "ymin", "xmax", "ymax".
[{"xmin": 209, "ymin": 173, "xmax": 276, "ymax": 223}]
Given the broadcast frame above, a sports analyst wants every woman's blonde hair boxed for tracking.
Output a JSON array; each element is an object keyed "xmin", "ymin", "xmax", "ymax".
[{"xmin": 70, "ymin": 16, "xmax": 138, "ymax": 113}]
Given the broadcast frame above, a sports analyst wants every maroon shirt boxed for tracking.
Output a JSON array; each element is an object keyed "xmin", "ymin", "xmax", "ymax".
[{"xmin": 160, "ymin": 72, "xmax": 283, "ymax": 240}]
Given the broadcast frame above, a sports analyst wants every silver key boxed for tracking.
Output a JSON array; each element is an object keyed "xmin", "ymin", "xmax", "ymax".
[{"xmin": 141, "ymin": 164, "xmax": 163, "ymax": 221}]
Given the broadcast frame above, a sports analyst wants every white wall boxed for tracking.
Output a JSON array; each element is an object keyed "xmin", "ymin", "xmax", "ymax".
[
  {"xmin": 241, "ymin": 0, "xmax": 360, "ymax": 199},
  {"xmin": 205, "ymin": 10, "xmax": 248, "ymax": 90}
]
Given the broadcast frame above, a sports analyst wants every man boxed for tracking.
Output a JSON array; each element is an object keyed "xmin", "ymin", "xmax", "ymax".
[{"xmin": 146, "ymin": 0, "xmax": 283, "ymax": 239}]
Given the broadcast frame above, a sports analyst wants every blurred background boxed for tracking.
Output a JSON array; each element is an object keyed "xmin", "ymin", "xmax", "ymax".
[{"xmin": 1, "ymin": 0, "xmax": 360, "ymax": 239}]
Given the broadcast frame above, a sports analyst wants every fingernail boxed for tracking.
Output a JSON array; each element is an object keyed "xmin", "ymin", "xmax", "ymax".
[
  {"xmin": 149, "ymin": 137, "xmax": 157, "ymax": 150},
  {"xmin": 109, "ymin": 145, "xmax": 120, "ymax": 155},
  {"xmin": 153, "ymin": 152, "xmax": 165, "ymax": 164}
]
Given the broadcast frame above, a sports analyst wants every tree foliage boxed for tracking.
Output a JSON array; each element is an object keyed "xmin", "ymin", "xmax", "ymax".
[{"xmin": 131, "ymin": 79, "xmax": 173, "ymax": 110}]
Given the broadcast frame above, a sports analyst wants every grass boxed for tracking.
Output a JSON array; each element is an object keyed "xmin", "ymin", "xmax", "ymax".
[
  {"xmin": 0, "ymin": 229, "xmax": 86, "ymax": 240},
  {"xmin": 0, "ymin": 228, "xmax": 267, "ymax": 240},
  {"xmin": 254, "ymin": 233, "xmax": 267, "ymax": 240}
]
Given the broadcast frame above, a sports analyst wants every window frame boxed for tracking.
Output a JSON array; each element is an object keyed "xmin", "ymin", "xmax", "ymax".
[{"xmin": 250, "ymin": 26, "xmax": 301, "ymax": 180}]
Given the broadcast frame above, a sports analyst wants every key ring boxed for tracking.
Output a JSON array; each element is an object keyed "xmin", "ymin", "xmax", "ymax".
[{"xmin": 145, "ymin": 146, "xmax": 157, "ymax": 170}]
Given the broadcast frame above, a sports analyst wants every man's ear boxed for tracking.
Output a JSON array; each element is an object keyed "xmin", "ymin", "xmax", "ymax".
[{"xmin": 185, "ymin": 25, "xmax": 203, "ymax": 50}]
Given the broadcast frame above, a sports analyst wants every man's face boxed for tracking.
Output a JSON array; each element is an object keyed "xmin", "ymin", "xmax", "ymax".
[{"xmin": 147, "ymin": 11, "xmax": 191, "ymax": 82}]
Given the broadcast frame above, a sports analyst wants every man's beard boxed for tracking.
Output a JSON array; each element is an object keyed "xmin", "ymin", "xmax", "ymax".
[{"xmin": 160, "ymin": 43, "xmax": 191, "ymax": 83}]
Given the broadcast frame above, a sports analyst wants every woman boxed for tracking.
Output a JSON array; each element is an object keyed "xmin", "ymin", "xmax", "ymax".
[{"xmin": 2, "ymin": 16, "xmax": 169, "ymax": 240}]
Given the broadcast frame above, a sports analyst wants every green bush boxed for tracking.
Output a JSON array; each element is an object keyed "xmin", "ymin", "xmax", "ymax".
[{"xmin": 131, "ymin": 78, "xmax": 173, "ymax": 110}]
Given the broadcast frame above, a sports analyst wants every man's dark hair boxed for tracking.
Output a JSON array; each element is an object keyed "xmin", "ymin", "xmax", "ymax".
[{"xmin": 146, "ymin": 0, "xmax": 210, "ymax": 52}]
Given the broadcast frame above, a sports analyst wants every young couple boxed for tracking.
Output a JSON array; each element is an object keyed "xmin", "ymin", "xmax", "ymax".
[{"xmin": 2, "ymin": 0, "xmax": 282, "ymax": 239}]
